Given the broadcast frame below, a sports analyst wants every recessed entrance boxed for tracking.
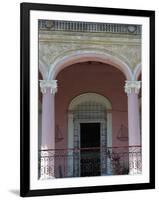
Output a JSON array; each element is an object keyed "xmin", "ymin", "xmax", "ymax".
[
  {"xmin": 80, "ymin": 123, "xmax": 100, "ymax": 177},
  {"xmin": 67, "ymin": 93, "xmax": 112, "ymax": 177}
]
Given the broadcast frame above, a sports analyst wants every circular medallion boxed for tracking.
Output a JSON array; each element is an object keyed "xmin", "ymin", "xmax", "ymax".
[
  {"xmin": 45, "ymin": 21, "xmax": 54, "ymax": 29},
  {"xmin": 127, "ymin": 25, "xmax": 137, "ymax": 33}
]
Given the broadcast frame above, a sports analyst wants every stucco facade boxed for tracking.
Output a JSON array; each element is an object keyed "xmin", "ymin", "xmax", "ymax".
[{"xmin": 38, "ymin": 20, "xmax": 142, "ymax": 179}]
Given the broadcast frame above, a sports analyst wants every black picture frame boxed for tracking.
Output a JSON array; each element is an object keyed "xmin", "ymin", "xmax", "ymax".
[{"xmin": 20, "ymin": 2, "xmax": 155, "ymax": 197}]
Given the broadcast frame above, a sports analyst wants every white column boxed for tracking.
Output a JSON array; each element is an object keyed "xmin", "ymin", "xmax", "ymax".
[
  {"xmin": 67, "ymin": 111, "xmax": 74, "ymax": 177},
  {"xmin": 107, "ymin": 110, "xmax": 113, "ymax": 175},
  {"xmin": 125, "ymin": 81, "xmax": 141, "ymax": 175},
  {"xmin": 39, "ymin": 80, "xmax": 57, "ymax": 179}
]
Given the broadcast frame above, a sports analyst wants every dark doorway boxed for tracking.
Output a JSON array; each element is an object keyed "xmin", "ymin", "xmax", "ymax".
[{"xmin": 80, "ymin": 123, "xmax": 100, "ymax": 177}]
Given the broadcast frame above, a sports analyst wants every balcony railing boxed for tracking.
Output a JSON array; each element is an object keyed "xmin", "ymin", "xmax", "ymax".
[{"xmin": 39, "ymin": 146, "xmax": 141, "ymax": 179}]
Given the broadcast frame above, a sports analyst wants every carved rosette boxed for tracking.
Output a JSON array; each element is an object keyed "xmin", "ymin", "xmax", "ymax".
[
  {"xmin": 124, "ymin": 81, "xmax": 141, "ymax": 94},
  {"xmin": 40, "ymin": 80, "xmax": 57, "ymax": 94}
]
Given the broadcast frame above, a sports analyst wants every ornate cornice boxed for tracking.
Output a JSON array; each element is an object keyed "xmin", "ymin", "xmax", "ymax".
[
  {"xmin": 39, "ymin": 20, "xmax": 141, "ymax": 35},
  {"xmin": 40, "ymin": 80, "xmax": 57, "ymax": 94},
  {"xmin": 124, "ymin": 81, "xmax": 141, "ymax": 94}
]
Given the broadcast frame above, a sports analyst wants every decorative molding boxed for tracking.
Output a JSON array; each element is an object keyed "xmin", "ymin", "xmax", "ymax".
[
  {"xmin": 39, "ymin": 20, "xmax": 141, "ymax": 35},
  {"xmin": 55, "ymin": 124, "xmax": 64, "ymax": 143},
  {"xmin": 39, "ymin": 42, "xmax": 141, "ymax": 72},
  {"xmin": 48, "ymin": 48, "xmax": 134, "ymax": 80},
  {"xmin": 124, "ymin": 81, "xmax": 141, "ymax": 94},
  {"xmin": 39, "ymin": 59, "xmax": 49, "ymax": 80},
  {"xmin": 133, "ymin": 63, "xmax": 141, "ymax": 80},
  {"xmin": 38, "ymin": 21, "xmax": 141, "ymax": 80},
  {"xmin": 39, "ymin": 80, "xmax": 57, "ymax": 94},
  {"xmin": 117, "ymin": 124, "xmax": 128, "ymax": 141},
  {"xmin": 68, "ymin": 93, "xmax": 112, "ymax": 110}
]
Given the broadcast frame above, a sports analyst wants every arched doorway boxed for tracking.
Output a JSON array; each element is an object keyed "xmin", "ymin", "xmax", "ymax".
[{"xmin": 67, "ymin": 93, "xmax": 112, "ymax": 177}]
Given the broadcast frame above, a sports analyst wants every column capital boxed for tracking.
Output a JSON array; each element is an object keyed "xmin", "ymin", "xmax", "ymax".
[
  {"xmin": 124, "ymin": 81, "xmax": 141, "ymax": 94},
  {"xmin": 40, "ymin": 80, "xmax": 57, "ymax": 94}
]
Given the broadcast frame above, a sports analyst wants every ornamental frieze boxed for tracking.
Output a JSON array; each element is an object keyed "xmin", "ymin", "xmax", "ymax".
[
  {"xmin": 39, "ymin": 20, "xmax": 141, "ymax": 77},
  {"xmin": 39, "ymin": 42, "xmax": 141, "ymax": 73}
]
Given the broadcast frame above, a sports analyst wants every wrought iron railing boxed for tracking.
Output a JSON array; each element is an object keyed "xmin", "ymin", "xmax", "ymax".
[{"xmin": 39, "ymin": 146, "xmax": 141, "ymax": 179}]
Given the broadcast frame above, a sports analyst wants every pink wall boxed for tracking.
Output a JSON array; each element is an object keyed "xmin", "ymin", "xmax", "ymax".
[{"xmin": 55, "ymin": 61, "xmax": 128, "ymax": 150}]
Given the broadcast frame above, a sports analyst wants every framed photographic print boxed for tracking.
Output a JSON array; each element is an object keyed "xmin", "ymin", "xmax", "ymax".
[{"xmin": 20, "ymin": 2, "xmax": 155, "ymax": 197}]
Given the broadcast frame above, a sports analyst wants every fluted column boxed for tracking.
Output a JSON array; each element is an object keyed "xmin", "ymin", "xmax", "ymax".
[
  {"xmin": 39, "ymin": 80, "xmax": 57, "ymax": 179},
  {"xmin": 125, "ymin": 81, "xmax": 141, "ymax": 174}
]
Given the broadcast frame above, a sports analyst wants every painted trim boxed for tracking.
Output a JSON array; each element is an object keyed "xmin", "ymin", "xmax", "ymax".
[
  {"xmin": 133, "ymin": 63, "xmax": 141, "ymax": 80},
  {"xmin": 48, "ymin": 49, "xmax": 133, "ymax": 80}
]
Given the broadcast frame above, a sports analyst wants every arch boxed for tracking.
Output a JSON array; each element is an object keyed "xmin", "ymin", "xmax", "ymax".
[
  {"xmin": 67, "ymin": 92, "xmax": 113, "ymax": 176},
  {"xmin": 69, "ymin": 92, "xmax": 112, "ymax": 111},
  {"xmin": 133, "ymin": 63, "xmax": 141, "ymax": 80},
  {"xmin": 48, "ymin": 49, "xmax": 133, "ymax": 80}
]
